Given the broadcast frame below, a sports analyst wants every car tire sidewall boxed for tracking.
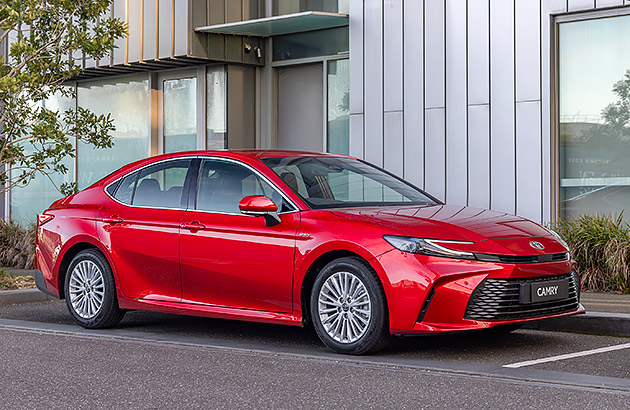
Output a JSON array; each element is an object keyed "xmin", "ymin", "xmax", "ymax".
[
  {"xmin": 64, "ymin": 249, "xmax": 121, "ymax": 329},
  {"xmin": 310, "ymin": 257, "xmax": 389, "ymax": 355}
]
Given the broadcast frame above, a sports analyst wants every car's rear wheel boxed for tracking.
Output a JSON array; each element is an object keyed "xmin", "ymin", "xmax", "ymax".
[
  {"xmin": 64, "ymin": 249, "xmax": 125, "ymax": 328},
  {"xmin": 310, "ymin": 257, "xmax": 389, "ymax": 355}
]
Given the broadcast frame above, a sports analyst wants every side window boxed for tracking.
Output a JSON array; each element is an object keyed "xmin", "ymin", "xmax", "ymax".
[
  {"xmin": 196, "ymin": 159, "xmax": 290, "ymax": 214},
  {"xmin": 112, "ymin": 172, "xmax": 138, "ymax": 204},
  {"xmin": 132, "ymin": 159, "xmax": 191, "ymax": 208}
]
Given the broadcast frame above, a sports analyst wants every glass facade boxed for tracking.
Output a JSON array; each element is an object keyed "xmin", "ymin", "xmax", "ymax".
[
  {"xmin": 10, "ymin": 90, "xmax": 75, "ymax": 225},
  {"xmin": 77, "ymin": 75, "xmax": 150, "ymax": 189},
  {"xmin": 207, "ymin": 66, "xmax": 227, "ymax": 149},
  {"xmin": 273, "ymin": 0, "xmax": 349, "ymax": 15},
  {"xmin": 164, "ymin": 77, "xmax": 197, "ymax": 153},
  {"xmin": 559, "ymin": 15, "xmax": 630, "ymax": 221},
  {"xmin": 327, "ymin": 59, "xmax": 349, "ymax": 155}
]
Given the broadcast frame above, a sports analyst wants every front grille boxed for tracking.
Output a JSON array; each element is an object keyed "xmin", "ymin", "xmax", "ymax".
[
  {"xmin": 473, "ymin": 252, "xmax": 569, "ymax": 264},
  {"xmin": 463, "ymin": 271, "xmax": 579, "ymax": 321}
]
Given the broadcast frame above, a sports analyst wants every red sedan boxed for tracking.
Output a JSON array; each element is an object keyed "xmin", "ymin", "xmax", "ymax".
[{"xmin": 34, "ymin": 150, "xmax": 584, "ymax": 354}]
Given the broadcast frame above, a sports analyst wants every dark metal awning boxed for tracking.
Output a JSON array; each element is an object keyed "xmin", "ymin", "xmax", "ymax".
[{"xmin": 194, "ymin": 11, "xmax": 348, "ymax": 38}]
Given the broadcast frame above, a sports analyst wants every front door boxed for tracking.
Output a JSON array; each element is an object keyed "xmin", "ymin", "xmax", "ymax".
[
  {"xmin": 277, "ymin": 63, "xmax": 324, "ymax": 152},
  {"xmin": 179, "ymin": 158, "xmax": 300, "ymax": 313}
]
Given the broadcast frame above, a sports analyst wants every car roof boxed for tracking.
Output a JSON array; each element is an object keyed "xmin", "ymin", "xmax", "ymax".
[{"xmin": 162, "ymin": 149, "xmax": 352, "ymax": 160}]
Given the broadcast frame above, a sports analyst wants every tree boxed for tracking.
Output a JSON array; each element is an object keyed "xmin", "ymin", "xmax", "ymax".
[{"xmin": 0, "ymin": 0, "xmax": 126, "ymax": 196}]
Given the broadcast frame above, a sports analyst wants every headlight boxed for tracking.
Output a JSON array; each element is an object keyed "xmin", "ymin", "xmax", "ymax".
[
  {"xmin": 383, "ymin": 235, "xmax": 475, "ymax": 260},
  {"xmin": 547, "ymin": 228, "xmax": 570, "ymax": 252}
]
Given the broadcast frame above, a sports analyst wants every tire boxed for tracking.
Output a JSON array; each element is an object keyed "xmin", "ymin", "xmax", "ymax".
[
  {"xmin": 64, "ymin": 249, "xmax": 125, "ymax": 329},
  {"xmin": 310, "ymin": 257, "xmax": 389, "ymax": 355}
]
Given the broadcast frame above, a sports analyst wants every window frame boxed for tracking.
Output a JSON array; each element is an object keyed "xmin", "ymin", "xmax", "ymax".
[
  {"xmin": 105, "ymin": 156, "xmax": 198, "ymax": 211},
  {"xmin": 552, "ymin": 8, "xmax": 630, "ymax": 222}
]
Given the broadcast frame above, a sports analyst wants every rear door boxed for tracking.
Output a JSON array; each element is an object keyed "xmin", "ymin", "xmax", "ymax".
[
  {"xmin": 96, "ymin": 158, "xmax": 194, "ymax": 302},
  {"xmin": 179, "ymin": 157, "xmax": 300, "ymax": 313}
]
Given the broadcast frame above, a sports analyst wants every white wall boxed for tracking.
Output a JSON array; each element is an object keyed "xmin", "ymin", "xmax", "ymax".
[{"xmin": 349, "ymin": 0, "xmax": 630, "ymax": 223}]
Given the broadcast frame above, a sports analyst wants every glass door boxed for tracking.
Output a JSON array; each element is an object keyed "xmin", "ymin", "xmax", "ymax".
[{"xmin": 158, "ymin": 70, "xmax": 197, "ymax": 154}]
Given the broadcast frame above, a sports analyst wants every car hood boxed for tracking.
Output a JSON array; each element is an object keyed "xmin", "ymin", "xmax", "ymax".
[{"xmin": 330, "ymin": 205, "xmax": 552, "ymax": 243}]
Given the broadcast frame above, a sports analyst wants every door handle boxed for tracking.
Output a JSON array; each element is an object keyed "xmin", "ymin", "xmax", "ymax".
[
  {"xmin": 103, "ymin": 215, "xmax": 123, "ymax": 224},
  {"xmin": 181, "ymin": 221, "xmax": 206, "ymax": 231}
]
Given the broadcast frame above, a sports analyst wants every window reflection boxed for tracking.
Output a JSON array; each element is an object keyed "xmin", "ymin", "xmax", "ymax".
[
  {"xmin": 77, "ymin": 75, "xmax": 149, "ymax": 189},
  {"xmin": 10, "ymin": 89, "xmax": 75, "ymax": 225},
  {"xmin": 164, "ymin": 77, "xmax": 197, "ymax": 153},
  {"xmin": 327, "ymin": 59, "xmax": 349, "ymax": 155},
  {"xmin": 207, "ymin": 66, "xmax": 227, "ymax": 149},
  {"xmin": 559, "ymin": 15, "xmax": 630, "ymax": 221}
]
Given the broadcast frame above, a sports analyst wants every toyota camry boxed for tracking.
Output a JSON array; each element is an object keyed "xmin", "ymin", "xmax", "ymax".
[{"xmin": 34, "ymin": 150, "xmax": 584, "ymax": 354}]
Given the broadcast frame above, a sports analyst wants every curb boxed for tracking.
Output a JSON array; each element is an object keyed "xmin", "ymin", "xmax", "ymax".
[
  {"xmin": 0, "ymin": 289, "xmax": 54, "ymax": 306},
  {"xmin": 524, "ymin": 312, "xmax": 630, "ymax": 338}
]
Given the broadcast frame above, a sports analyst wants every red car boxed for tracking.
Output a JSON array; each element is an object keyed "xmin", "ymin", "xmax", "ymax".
[{"xmin": 34, "ymin": 150, "xmax": 584, "ymax": 354}]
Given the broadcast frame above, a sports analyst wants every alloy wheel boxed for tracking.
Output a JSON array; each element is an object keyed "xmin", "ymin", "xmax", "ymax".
[
  {"xmin": 69, "ymin": 260, "xmax": 105, "ymax": 319},
  {"xmin": 318, "ymin": 271, "xmax": 372, "ymax": 344}
]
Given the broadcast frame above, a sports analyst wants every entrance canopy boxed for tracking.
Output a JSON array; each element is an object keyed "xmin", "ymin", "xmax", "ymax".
[{"xmin": 194, "ymin": 11, "xmax": 348, "ymax": 38}]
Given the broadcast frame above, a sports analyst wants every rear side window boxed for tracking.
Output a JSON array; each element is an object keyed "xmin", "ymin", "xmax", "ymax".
[
  {"xmin": 112, "ymin": 172, "xmax": 138, "ymax": 204},
  {"xmin": 133, "ymin": 159, "xmax": 191, "ymax": 208}
]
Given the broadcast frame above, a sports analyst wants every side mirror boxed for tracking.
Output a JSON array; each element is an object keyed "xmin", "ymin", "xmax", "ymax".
[{"xmin": 238, "ymin": 195, "xmax": 281, "ymax": 226}]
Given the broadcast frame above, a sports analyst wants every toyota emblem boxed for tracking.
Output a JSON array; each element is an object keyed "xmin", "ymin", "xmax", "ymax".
[{"xmin": 529, "ymin": 241, "xmax": 545, "ymax": 250}]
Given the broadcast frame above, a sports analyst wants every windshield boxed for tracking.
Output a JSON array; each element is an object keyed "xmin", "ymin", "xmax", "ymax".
[{"xmin": 261, "ymin": 156, "xmax": 439, "ymax": 209}]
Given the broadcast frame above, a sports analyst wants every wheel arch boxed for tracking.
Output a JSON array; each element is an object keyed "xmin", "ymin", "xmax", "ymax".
[
  {"xmin": 56, "ymin": 239, "xmax": 112, "ymax": 299},
  {"xmin": 300, "ymin": 250, "xmax": 388, "ymax": 326}
]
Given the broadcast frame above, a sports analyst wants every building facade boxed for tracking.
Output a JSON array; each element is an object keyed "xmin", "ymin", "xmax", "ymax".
[{"xmin": 3, "ymin": 0, "xmax": 630, "ymax": 226}]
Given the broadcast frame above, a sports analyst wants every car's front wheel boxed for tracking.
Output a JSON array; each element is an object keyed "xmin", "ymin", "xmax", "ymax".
[
  {"xmin": 64, "ymin": 249, "xmax": 125, "ymax": 329},
  {"xmin": 310, "ymin": 257, "xmax": 389, "ymax": 355}
]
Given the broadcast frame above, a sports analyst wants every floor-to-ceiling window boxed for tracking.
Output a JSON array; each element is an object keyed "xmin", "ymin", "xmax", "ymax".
[
  {"xmin": 9, "ymin": 90, "xmax": 75, "ymax": 225},
  {"xmin": 558, "ymin": 12, "xmax": 630, "ymax": 221},
  {"xmin": 77, "ymin": 75, "xmax": 150, "ymax": 189}
]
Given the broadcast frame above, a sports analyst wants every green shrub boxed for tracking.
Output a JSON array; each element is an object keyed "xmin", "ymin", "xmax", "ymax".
[
  {"xmin": 0, "ymin": 220, "xmax": 36, "ymax": 269},
  {"xmin": 552, "ymin": 213, "xmax": 630, "ymax": 294}
]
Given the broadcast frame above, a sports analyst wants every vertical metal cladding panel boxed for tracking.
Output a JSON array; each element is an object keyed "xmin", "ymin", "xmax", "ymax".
[
  {"xmin": 425, "ymin": 108, "xmax": 446, "ymax": 201},
  {"xmin": 158, "ymin": 0, "xmax": 172, "ymax": 59},
  {"xmin": 98, "ymin": 6, "xmax": 112, "ymax": 66},
  {"xmin": 515, "ymin": 0, "xmax": 540, "ymax": 102},
  {"xmin": 364, "ymin": 0, "xmax": 384, "ymax": 166},
  {"xmin": 468, "ymin": 104, "xmax": 490, "ymax": 209},
  {"xmin": 349, "ymin": 0, "xmax": 364, "ymax": 115},
  {"xmin": 384, "ymin": 112, "xmax": 404, "ymax": 177},
  {"xmin": 173, "ymin": 0, "xmax": 188, "ymax": 56},
  {"xmin": 128, "ymin": 0, "xmax": 142, "ymax": 63},
  {"xmin": 445, "ymin": 0, "xmax": 467, "ymax": 206},
  {"xmin": 489, "ymin": 0, "xmax": 515, "ymax": 214},
  {"xmin": 516, "ymin": 101, "xmax": 542, "ymax": 221},
  {"xmin": 383, "ymin": 0, "xmax": 403, "ymax": 112},
  {"xmin": 112, "ymin": 0, "xmax": 126, "ymax": 65},
  {"xmin": 144, "ymin": 0, "xmax": 157, "ymax": 61},
  {"xmin": 227, "ymin": 65, "xmax": 256, "ymax": 149},
  {"xmin": 349, "ymin": 114, "xmax": 365, "ymax": 158},
  {"xmin": 541, "ymin": 0, "xmax": 567, "ymax": 223},
  {"xmin": 468, "ymin": 0, "xmax": 489, "ymax": 106},
  {"xmin": 208, "ymin": 0, "xmax": 226, "ymax": 25},
  {"xmin": 403, "ymin": 0, "xmax": 424, "ymax": 188},
  {"xmin": 226, "ymin": 0, "xmax": 243, "ymax": 23},
  {"xmin": 596, "ymin": 0, "xmax": 624, "ymax": 7},
  {"xmin": 568, "ymin": 0, "xmax": 595, "ymax": 10},
  {"xmin": 424, "ymin": 0, "xmax": 445, "ymax": 109}
]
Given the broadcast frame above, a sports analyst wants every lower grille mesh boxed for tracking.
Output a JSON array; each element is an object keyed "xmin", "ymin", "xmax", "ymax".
[{"xmin": 463, "ymin": 272, "xmax": 580, "ymax": 321}]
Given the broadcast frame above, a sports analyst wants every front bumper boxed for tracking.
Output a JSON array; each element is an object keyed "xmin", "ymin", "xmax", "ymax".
[{"xmin": 373, "ymin": 249, "xmax": 584, "ymax": 334}]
